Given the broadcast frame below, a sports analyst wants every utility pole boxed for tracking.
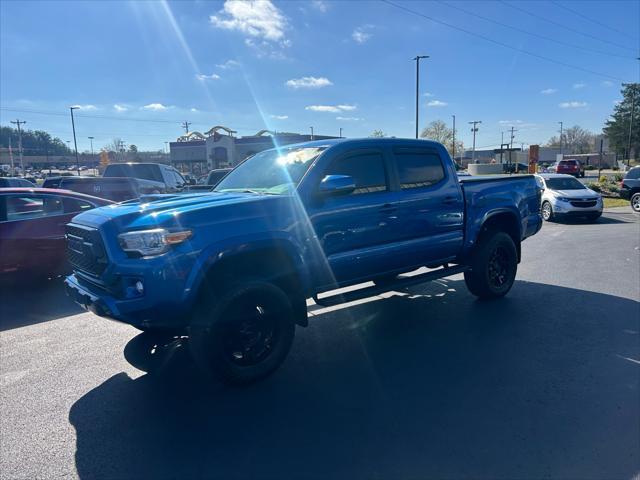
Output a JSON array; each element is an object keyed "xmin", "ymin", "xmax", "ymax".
[
  {"xmin": 509, "ymin": 126, "xmax": 517, "ymax": 168},
  {"xmin": 339, "ymin": 127, "xmax": 343, "ymax": 138},
  {"xmin": 69, "ymin": 106, "xmax": 80, "ymax": 174},
  {"xmin": 469, "ymin": 120, "xmax": 481, "ymax": 163},
  {"xmin": 8, "ymin": 136, "xmax": 15, "ymax": 176},
  {"xmin": 558, "ymin": 121, "xmax": 564, "ymax": 157},
  {"xmin": 622, "ymin": 82, "xmax": 638, "ymax": 166},
  {"xmin": 310, "ymin": 126, "xmax": 314, "ymax": 140},
  {"xmin": 10, "ymin": 119, "xmax": 26, "ymax": 175},
  {"xmin": 181, "ymin": 121, "xmax": 191, "ymax": 134},
  {"xmin": 88, "ymin": 136, "xmax": 94, "ymax": 168},
  {"xmin": 451, "ymin": 115, "xmax": 456, "ymax": 160},
  {"xmin": 413, "ymin": 55, "xmax": 429, "ymax": 139}
]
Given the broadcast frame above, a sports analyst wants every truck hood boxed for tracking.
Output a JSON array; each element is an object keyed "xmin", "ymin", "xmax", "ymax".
[{"xmin": 73, "ymin": 191, "xmax": 281, "ymax": 228}]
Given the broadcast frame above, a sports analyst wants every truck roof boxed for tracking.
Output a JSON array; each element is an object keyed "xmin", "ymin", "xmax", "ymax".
[{"xmin": 274, "ymin": 137, "xmax": 447, "ymax": 150}]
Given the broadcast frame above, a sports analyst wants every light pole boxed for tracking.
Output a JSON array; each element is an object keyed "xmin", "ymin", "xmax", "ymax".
[
  {"xmin": 69, "ymin": 106, "xmax": 80, "ymax": 174},
  {"xmin": 339, "ymin": 127, "xmax": 343, "ymax": 138},
  {"xmin": 88, "ymin": 136, "xmax": 94, "ymax": 166},
  {"xmin": 469, "ymin": 120, "xmax": 481, "ymax": 163},
  {"xmin": 558, "ymin": 121, "xmax": 563, "ymax": 157},
  {"xmin": 10, "ymin": 119, "xmax": 25, "ymax": 175},
  {"xmin": 310, "ymin": 126, "xmax": 314, "ymax": 140},
  {"xmin": 413, "ymin": 55, "xmax": 429, "ymax": 139},
  {"xmin": 451, "ymin": 115, "xmax": 456, "ymax": 160},
  {"xmin": 622, "ymin": 82, "xmax": 638, "ymax": 165}
]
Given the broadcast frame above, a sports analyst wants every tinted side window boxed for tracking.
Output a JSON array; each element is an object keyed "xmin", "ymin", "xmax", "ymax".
[
  {"xmin": 62, "ymin": 197, "xmax": 95, "ymax": 213},
  {"xmin": 5, "ymin": 195, "xmax": 63, "ymax": 221},
  {"xmin": 394, "ymin": 150, "xmax": 445, "ymax": 189},
  {"xmin": 325, "ymin": 152, "xmax": 387, "ymax": 194}
]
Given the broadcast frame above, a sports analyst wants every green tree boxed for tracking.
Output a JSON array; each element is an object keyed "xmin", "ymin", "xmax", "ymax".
[
  {"xmin": 370, "ymin": 129, "xmax": 387, "ymax": 138},
  {"xmin": 603, "ymin": 83, "xmax": 640, "ymax": 160},
  {"xmin": 420, "ymin": 119, "xmax": 464, "ymax": 157},
  {"xmin": 0, "ymin": 126, "xmax": 71, "ymax": 155}
]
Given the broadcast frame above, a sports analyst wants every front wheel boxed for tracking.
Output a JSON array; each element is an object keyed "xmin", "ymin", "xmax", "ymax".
[
  {"xmin": 631, "ymin": 192, "xmax": 640, "ymax": 213},
  {"xmin": 464, "ymin": 231, "xmax": 518, "ymax": 299},
  {"xmin": 541, "ymin": 201, "xmax": 554, "ymax": 221},
  {"xmin": 189, "ymin": 281, "xmax": 296, "ymax": 386}
]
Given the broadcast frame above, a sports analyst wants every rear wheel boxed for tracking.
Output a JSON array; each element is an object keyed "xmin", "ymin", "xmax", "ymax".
[
  {"xmin": 464, "ymin": 231, "xmax": 518, "ymax": 299},
  {"xmin": 189, "ymin": 281, "xmax": 296, "ymax": 386},
  {"xmin": 631, "ymin": 192, "xmax": 640, "ymax": 213},
  {"xmin": 541, "ymin": 201, "xmax": 554, "ymax": 221}
]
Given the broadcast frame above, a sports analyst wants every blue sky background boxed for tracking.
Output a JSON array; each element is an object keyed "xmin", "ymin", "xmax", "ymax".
[{"xmin": 1, "ymin": 0, "xmax": 638, "ymax": 152}]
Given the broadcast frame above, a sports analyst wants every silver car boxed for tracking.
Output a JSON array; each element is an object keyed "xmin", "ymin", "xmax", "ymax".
[{"xmin": 535, "ymin": 174, "xmax": 602, "ymax": 222}]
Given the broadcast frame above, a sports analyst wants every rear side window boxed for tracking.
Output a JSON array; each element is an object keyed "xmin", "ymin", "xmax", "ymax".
[
  {"xmin": 62, "ymin": 197, "xmax": 95, "ymax": 213},
  {"xmin": 4, "ymin": 195, "xmax": 63, "ymax": 221},
  {"xmin": 626, "ymin": 168, "xmax": 640, "ymax": 179},
  {"xmin": 394, "ymin": 150, "xmax": 445, "ymax": 189},
  {"xmin": 325, "ymin": 152, "xmax": 387, "ymax": 194}
]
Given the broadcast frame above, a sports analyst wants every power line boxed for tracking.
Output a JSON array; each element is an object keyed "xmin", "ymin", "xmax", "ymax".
[
  {"xmin": 550, "ymin": 0, "xmax": 638, "ymax": 41},
  {"xmin": 380, "ymin": 0, "xmax": 625, "ymax": 81},
  {"xmin": 438, "ymin": 0, "xmax": 635, "ymax": 60},
  {"xmin": 499, "ymin": 0, "xmax": 636, "ymax": 52}
]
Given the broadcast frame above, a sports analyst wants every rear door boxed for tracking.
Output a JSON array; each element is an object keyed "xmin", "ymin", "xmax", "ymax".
[{"xmin": 387, "ymin": 146, "xmax": 464, "ymax": 267}]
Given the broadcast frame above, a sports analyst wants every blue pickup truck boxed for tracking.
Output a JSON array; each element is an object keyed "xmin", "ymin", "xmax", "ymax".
[{"xmin": 65, "ymin": 138, "xmax": 542, "ymax": 385}]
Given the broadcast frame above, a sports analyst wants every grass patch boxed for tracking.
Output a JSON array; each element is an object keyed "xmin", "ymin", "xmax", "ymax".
[{"xmin": 603, "ymin": 197, "xmax": 629, "ymax": 208}]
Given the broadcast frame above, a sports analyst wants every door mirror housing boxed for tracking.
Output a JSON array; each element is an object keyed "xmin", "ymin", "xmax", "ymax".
[{"xmin": 319, "ymin": 175, "xmax": 355, "ymax": 196}]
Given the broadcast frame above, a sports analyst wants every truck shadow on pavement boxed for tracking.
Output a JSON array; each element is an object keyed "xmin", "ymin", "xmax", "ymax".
[
  {"xmin": 69, "ymin": 280, "xmax": 640, "ymax": 480},
  {"xmin": 0, "ymin": 276, "xmax": 83, "ymax": 331}
]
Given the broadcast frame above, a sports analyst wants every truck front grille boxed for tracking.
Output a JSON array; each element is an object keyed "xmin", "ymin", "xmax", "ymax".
[{"xmin": 66, "ymin": 224, "xmax": 109, "ymax": 276}]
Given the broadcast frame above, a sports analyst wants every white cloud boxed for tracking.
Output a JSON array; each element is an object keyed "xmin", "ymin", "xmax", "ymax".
[
  {"xmin": 559, "ymin": 101, "xmax": 587, "ymax": 108},
  {"xmin": 113, "ymin": 104, "xmax": 128, "ymax": 112},
  {"xmin": 190, "ymin": 108, "xmax": 199, "ymax": 113},
  {"xmin": 336, "ymin": 116, "xmax": 362, "ymax": 121},
  {"xmin": 270, "ymin": 114, "xmax": 288, "ymax": 119},
  {"xmin": 285, "ymin": 76, "xmax": 333, "ymax": 89},
  {"xmin": 311, "ymin": 0, "xmax": 328, "ymax": 12},
  {"xmin": 602, "ymin": 80, "xmax": 614, "ymax": 87},
  {"xmin": 427, "ymin": 100, "xmax": 448, "ymax": 107},
  {"xmin": 423, "ymin": 92, "xmax": 434, "ymax": 97},
  {"xmin": 306, "ymin": 104, "xmax": 356, "ymax": 113},
  {"xmin": 71, "ymin": 104, "xmax": 97, "ymax": 111},
  {"xmin": 210, "ymin": 0, "xmax": 287, "ymax": 42},
  {"xmin": 215, "ymin": 59, "xmax": 240, "ymax": 70},
  {"xmin": 540, "ymin": 88, "xmax": 557, "ymax": 95},
  {"xmin": 573, "ymin": 83, "xmax": 586, "ymax": 89},
  {"xmin": 352, "ymin": 25, "xmax": 373, "ymax": 44},
  {"xmin": 142, "ymin": 103, "xmax": 169, "ymax": 111},
  {"xmin": 196, "ymin": 73, "xmax": 221, "ymax": 81}
]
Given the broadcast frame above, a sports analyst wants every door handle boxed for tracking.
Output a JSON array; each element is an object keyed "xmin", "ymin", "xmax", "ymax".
[{"xmin": 442, "ymin": 196, "xmax": 458, "ymax": 204}]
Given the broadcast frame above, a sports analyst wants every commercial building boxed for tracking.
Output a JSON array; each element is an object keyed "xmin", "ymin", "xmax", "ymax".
[{"xmin": 169, "ymin": 126, "xmax": 339, "ymax": 174}]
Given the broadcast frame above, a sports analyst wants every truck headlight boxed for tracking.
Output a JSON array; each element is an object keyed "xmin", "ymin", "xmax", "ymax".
[{"xmin": 118, "ymin": 228, "xmax": 192, "ymax": 257}]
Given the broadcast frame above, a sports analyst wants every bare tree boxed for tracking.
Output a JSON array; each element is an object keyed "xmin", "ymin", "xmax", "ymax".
[
  {"xmin": 546, "ymin": 125, "xmax": 595, "ymax": 154},
  {"xmin": 370, "ymin": 129, "xmax": 387, "ymax": 138},
  {"xmin": 420, "ymin": 120, "xmax": 464, "ymax": 157}
]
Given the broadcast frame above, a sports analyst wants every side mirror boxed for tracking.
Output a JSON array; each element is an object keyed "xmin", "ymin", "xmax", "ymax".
[{"xmin": 319, "ymin": 175, "xmax": 355, "ymax": 196}]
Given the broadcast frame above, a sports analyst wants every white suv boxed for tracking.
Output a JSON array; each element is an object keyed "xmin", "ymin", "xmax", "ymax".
[{"xmin": 535, "ymin": 174, "xmax": 602, "ymax": 222}]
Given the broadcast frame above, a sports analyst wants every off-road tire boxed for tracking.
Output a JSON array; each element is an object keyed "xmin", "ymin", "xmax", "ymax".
[
  {"xmin": 189, "ymin": 281, "xmax": 296, "ymax": 386},
  {"xmin": 464, "ymin": 231, "xmax": 518, "ymax": 299}
]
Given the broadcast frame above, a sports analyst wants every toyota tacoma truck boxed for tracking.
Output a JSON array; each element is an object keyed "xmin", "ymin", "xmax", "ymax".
[{"xmin": 65, "ymin": 138, "xmax": 542, "ymax": 385}]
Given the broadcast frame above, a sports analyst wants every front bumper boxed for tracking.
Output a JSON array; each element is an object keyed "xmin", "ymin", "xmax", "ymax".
[
  {"xmin": 551, "ymin": 199, "xmax": 602, "ymax": 217},
  {"xmin": 64, "ymin": 273, "xmax": 189, "ymax": 330}
]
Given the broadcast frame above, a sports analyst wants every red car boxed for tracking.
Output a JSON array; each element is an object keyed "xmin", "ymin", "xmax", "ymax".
[
  {"xmin": 0, "ymin": 188, "xmax": 113, "ymax": 277},
  {"xmin": 554, "ymin": 159, "xmax": 585, "ymax": 178}
]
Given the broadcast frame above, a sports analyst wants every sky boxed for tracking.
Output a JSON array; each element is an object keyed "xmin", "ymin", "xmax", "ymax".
[{"xmin": 1, "ymin": 0, "xmax": 639, "ymax": 153}]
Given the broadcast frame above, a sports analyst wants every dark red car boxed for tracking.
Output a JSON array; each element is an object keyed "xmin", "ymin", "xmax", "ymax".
[
  {"xmin": 0, "ymin": 188, "xmax": 113, "ymax": 277},
  {"xmin": 555, "ymin": 159, "xmax": 585, "ymax": 178}
]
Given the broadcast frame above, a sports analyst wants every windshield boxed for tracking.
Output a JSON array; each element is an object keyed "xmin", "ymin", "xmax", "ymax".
[
  {"xmin": 214, "ymin": 147, "xmax": 326, "ymax": 195},
  {"xmin": 545, "ymin": 177, "xmax": 586, "ymax": 190}
]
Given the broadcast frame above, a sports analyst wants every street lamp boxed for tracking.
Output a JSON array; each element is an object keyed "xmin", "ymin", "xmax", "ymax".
[
  {"xmin": 469, "ymin": 120, "xmax": 481, "ymax": 163},
  {"xmin": 413, "ymin": 55, "xmax": 429, "ymax": 139},
  {"xmin": 88, "ymin": 136, "xmax": 94, "ymax": 160},
  {"xmin": 69, "ymin": 106, "xmax": 80, "ymax": 175},
  {"xmin": 310, "ymin": 126, "xmax": 314, "ymax": 140}
]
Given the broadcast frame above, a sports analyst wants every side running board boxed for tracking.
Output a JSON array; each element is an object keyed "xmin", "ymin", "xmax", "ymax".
[{"xmin": 314, "ymin": 264, "xmax": 469, "ymax": 307}]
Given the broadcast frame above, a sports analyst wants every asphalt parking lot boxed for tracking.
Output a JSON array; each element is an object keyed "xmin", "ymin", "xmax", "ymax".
[{"xmin": 1, "ymin": 207, "xmax": 639, "ymax": 480}]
